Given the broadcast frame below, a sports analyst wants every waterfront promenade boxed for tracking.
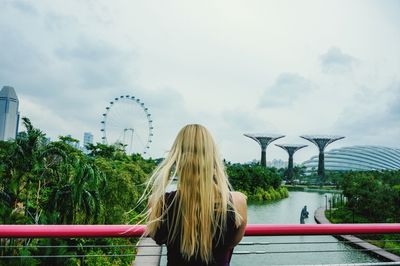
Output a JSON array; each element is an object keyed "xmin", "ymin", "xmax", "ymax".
[{"xmin": 315, "ymin": 207, "xmax": 400, "ymax": 262}]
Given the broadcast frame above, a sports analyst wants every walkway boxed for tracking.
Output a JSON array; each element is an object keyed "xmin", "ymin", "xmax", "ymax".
[
  {"xmin": 132, "ymin": 238, "xmax": 161, "ymax": 266},
  {"xmin": 314, "ymin": 207, "xmax": 400, "ymax": 262}
]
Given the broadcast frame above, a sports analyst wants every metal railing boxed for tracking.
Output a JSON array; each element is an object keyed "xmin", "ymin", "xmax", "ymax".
[
  {"xmin": 1, "ymin": 224, "xmax": 400, "ymax": 265},
  {"xmin": 1, "ymin": 224, "xmax": 400, "ymax": 237}
]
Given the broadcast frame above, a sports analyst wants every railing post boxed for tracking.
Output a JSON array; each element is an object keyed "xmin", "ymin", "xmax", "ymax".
[{"xmin": 325, "ymin": 195, "xmax": 328, "ymax": 210}]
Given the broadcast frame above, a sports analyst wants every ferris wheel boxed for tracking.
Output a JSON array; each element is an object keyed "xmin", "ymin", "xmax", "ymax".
[{"xmin": 100, "ymin": 95, "xmax": 153, "ymax": 155}]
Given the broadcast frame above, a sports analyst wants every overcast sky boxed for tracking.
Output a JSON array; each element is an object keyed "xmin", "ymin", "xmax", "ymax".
[{"xmin": 1, "ymin": 0, "xmax": 399, "ymax": 163}]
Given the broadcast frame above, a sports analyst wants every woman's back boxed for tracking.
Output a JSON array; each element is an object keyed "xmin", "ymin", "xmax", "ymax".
[
  {"xmin": 153, "ymin": 191, "xmax": 239, "ymax": 266},
  {"xmin": 145, "ymin": 124, "xmax": 247, "ymax": 265}
]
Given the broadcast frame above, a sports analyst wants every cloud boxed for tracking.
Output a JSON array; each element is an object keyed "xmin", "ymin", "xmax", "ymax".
[
  {"xmin": 0, "ymin": 29, "xmax": 136, "ymax": 140},
  {"xmin": 334, "ymin": 81, "xmax": 400, "ymax": 146},
  {"xmin": 385, "ymin": 82, "xmax": 400, "ymax": 122},
  {"xmin": 1, "ymin": 0, "xmax": 400, "ymax": 162},
  {"xmin": 7, "ymin": 0, "xmax": 37, "ymax": 15},
  {"xmin": 19, "ymin": 95, "xmax": 84, "ymax": 139},
  {"xmin": 259, "ymin": 73, "xmax": 314, "ymax": 108},
  {"xmin": 320, "ymin": 47, "xmax": 356, "ymax": 74},
  {"xmin": 0, "ymin": 5, "xmax": 139, "ymax": 146},
  {"xmin": 221, "ymin": 109, "xmax": 277, "ymax": 133},
  {"xmin": 54, "ymin": 37, "xmax": 136, "ymax": 89}
]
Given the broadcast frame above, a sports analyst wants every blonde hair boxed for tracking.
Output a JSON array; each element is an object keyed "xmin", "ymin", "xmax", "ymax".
[{"xmin": 144, "ymin": 124, "xmax": 241, "ymax": 263}]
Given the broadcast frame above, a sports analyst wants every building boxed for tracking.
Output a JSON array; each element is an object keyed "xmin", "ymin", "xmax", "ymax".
[
  {"xmin": 302, "ymin": 145, "xmax": 400, "ymax": 172},
  {"xmin": 266, "ymin": 159, "xmax": 287, "ymax": 169},
  {"xmin": 83, "ymin": 132, "xmax": 93, "ymax": 146},
  {"xmin": 83, "ymin": 132, "xmax": 94, "ymax": 153},
  {"xmin": 0, "ymin": 86, "xmax": 19, "ymax": 141},
  {"xmin": 66, "ymin": 134, "xmax": 80, "ymax": 149}
]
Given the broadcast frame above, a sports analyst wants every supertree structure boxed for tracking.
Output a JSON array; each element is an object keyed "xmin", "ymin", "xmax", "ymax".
[
  {"xmin": 244, "ymin": 134, "xmax": 285, "ymax": 167},
  {"xmin": 275, "ymin": 144, "xmax": 307, "ymax": 181},
  {"xmin": 300, "ymin": 135, "xmax": 344, "ymax": 179}
]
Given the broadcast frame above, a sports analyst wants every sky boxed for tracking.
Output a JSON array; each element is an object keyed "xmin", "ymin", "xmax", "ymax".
[{"xmin": 1, "ymin": 0, "xmax": 399, "ymax": 164}]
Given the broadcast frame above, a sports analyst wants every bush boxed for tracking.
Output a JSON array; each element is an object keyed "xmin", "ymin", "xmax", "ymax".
[
  {"xmin": 341, "ymin": 171, "xmax": 400, "ymax": 222},
  {"xmin": 227, "ymin": 163, "xmax": 284, "ymax": 201}
]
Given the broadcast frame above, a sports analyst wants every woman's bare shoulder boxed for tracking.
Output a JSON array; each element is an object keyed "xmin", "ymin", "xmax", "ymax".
[
  {"xmin": 228, "ymin": 191, "xmax": 247, "ymax": 247},
  {"xmin": 230, "ymin": 191, "xmax": 247, "ymax": 207}
]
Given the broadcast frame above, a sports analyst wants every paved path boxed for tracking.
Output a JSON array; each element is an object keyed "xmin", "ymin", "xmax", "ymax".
[
  {"xmin": 315, "ymin": 207, "xmax": 400, "ymax": 262},
  {"xmin": 132, "ymin": 237, "xmax": 161, "ymax": 266}
]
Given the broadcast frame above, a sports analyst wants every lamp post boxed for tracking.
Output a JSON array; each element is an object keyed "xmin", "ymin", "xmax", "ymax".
[
  {"xmin": 353, "ymin": 196, "xmax": 359, "ymax": 223},
  {"xmin": 325, "ymin": 195, "xmax": 328, "ymax": 211}
]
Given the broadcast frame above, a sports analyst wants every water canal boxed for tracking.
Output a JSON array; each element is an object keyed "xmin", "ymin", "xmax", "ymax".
[
  {"xmin": 161, "ymin": 191, "xmax": 381, "ymax": 265},
  {"xmin": 231, "ymin": 191, "xmax": 380, "ymax": 265}
]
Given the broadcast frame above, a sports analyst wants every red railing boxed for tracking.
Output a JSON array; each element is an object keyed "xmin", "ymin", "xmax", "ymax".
[
  {"xmin": 1, "ymin": 224, "xmax": 400, "ymax": 264},
  {"xmin": 1, "ymin": 224, "xmax": 400, "ymax": 238}
]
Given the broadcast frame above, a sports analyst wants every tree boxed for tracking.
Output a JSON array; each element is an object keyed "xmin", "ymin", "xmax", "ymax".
[
  {"xmin": 341, "ymin": 171, "xmax": 397, "ymax": 222},
  {"xmin": 227, "ymin": 163, "xmax": 282, "ymax": 194},
  {"xmin": 0, "ymin": 118, "xmax": 67, "ymax": 224},
  {"xmin": 48, "ymin": 158, "xmax": 105, "ymax": 224},
  {"xmin": 0, "ymin": 117, "xmax": 158, "ymax": 263},
  {"xmin": 86, "ymin": 143, "xmax": 123, "ymax": 159}
]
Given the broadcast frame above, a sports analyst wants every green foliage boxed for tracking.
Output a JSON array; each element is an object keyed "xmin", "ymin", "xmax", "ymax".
[
  {"xmin": 247, "ymin": 186, "xmax": 289, "ymax": 202},
  {"xmin": 226, "ymin": 163, "xmax": 287, "ymax": 201},
  {"xmin": 47, "ymin": 157, "xmax": 105, "ymax": 224},
  {"xmin": 83, "ymin": 238, "xmax": 136, "ymax": 266},
  {"xmin": 0, "ymin": 117, "xmax": 156, "ymax": 265},
  {"xmin": 326, "ymin": 169, "xmax": 400, "ymax": 223},
  {"xmin": 330, "ymin": 207, "xmax": 370, "ymax": 223},
  {"xmin": 326, "ymin": 170, "xmax": 400, "ymax": 258},
  {"xmin": 279, "ymin": 165, "xmax": 307, "ymax": 183},
  {"xmin": 95, "ymin": 157, "xmax": 150, "ymax": 224},
  {"xmin": 380, "ymin": 234, "xmax": 400, "ymax": 256},
  {"xmin": 340, "ymin": 171, "xmax": 399, "ymax": 222}
]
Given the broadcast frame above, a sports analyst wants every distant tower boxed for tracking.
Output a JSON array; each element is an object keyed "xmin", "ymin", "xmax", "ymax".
[
  {"xmin": 300, "ymin": 135, "xmax": 344, "ymax": 179},
  {"xmin": 83, "ymin": 132, "xmax": 94, "ymax": 153},
  {"xmin": 276, "ymin": 144, "xmax": 307, "ymax": 180},
  {"xmin": 244, "ymin": 134, "xmax": 285, "ymax": 167},
  {"xmin": 66, "ymin": 134, "xmax": 80, "ymax": 149},
  {"xmin": 0, "ymin": 86, "xmax": 19, "ymax": 141},
  {"xmin": 83, "ymin": 132, "xmax": 93, "ymax": 146}
]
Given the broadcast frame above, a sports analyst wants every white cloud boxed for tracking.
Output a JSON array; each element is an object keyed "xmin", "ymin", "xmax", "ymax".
[
  {"xmin": 335, "ymin": 81, "xmax": 400, "ymax": 142},
  {"xmin": 259, "ymin": 73, "xmax": 314, "ymax": 108},
  {"xmin": 0, "ymin": 0, "xmax": 399, "ymax": 163},
  {"xmin": 320, "ymin": 47, "xmax": 356, "ymax": 74}
]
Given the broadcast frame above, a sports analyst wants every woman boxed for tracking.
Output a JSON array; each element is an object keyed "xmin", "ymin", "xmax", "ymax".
[{"xmin": 145, "ymin": 124, "xmax": 247, "ymax": 266}]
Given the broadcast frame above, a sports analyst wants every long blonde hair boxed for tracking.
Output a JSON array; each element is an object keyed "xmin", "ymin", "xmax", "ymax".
[{"xmin": 144, "ymin": 124, "xmax": 241, "ymax": 263}]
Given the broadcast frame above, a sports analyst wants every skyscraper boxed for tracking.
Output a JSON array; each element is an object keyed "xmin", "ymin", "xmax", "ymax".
[
  {"xmin": 0, "ymin": 86, "xmax": 19, "ymax": 141},
  {"xmin": 83, "ymin": 132, "xmax": 94, "ymax": 153}
]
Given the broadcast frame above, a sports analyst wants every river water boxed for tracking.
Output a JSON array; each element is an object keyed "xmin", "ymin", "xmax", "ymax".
[
  {"xmin": 161, "ymin": 191, "xmax": 381, "ymax": 265},
  {"xmin": 231, "ymin": 191, "xmax": 380, "ymax": 265}
]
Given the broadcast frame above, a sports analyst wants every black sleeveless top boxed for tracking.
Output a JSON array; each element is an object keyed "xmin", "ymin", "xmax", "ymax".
[{"xmin": 152, "ymin": 191, "xmax": 238, "ymax": 266}]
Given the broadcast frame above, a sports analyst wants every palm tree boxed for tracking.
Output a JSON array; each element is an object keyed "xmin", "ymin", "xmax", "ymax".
[
  {"xmin": 0, "ymin": 118, "xmax": 67, "ymax": 224},
  {"xmin": 49, "ymin": 158, "xmax": 105, "ymax": 224}
]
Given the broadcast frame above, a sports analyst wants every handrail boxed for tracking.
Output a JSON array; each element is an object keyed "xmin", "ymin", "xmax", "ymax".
[{"xmin": 0, "ymin": 224, "xmax": 400, "ymax": 238}]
